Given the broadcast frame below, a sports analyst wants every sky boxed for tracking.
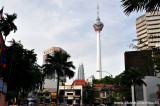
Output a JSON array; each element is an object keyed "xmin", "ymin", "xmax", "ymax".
[{"xmin": 0, "ymin": 0, "xmax": 144, "ymax": 80}]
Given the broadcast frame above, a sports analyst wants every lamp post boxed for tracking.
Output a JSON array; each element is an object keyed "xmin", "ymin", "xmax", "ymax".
[{"xmin": 97, "ymin": 71, "xmax": 113, "ymax": 104}]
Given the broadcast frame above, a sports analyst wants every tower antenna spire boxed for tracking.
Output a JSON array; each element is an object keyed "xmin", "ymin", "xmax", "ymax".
[{"xmin": 97, "ymin": 2, "xmax": 99, "ymax": 18}]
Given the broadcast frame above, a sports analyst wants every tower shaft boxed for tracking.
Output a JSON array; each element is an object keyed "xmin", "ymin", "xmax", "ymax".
[{"xmin": 97, "ymin": 31, "xmax": 102, "ymax": 79}]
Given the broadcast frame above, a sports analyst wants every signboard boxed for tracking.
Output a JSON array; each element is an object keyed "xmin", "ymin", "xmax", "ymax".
[
  {"xmin": 0, "ymin": 79, "xmax": 3, "ymax": 91},
  {"xmin": 2, "ymin": 83, "xmax": 7, "ymax": 94},
  {"xmin": 51, "ymin": 93, "xmax": 57, "ymax": 99}
]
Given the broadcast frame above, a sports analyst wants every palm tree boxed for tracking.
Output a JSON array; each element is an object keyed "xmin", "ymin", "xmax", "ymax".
[
  {"xmin": 0, "ymin": 13, "xmax": 17, "ymax": 75},
  {"xmin": 0, "ymin": 13, "xmax": 17, "ymax": 40},
  {"xmin": 121, "ymin": 0, "xmax": 160, "ymax": 15},
  {"xmin": 121, "ymin": 67, "xmax": 147, "ymax": 102},
  {"xmin": 43, "ymin": 50, "xmax": 75, "ymax": 106}
]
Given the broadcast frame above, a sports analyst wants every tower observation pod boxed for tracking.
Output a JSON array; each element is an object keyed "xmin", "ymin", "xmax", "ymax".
[{"xmin": 93, "ymin": 4, "xmax": 104, "ymax": 79}]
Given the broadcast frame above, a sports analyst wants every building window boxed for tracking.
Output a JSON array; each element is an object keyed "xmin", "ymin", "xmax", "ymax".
[
  {"xmin": 103, "ymin": 92, "xmax": 105, "ymax": 97},
  {"xmin": 76, "ymin": 99, "xmax": 80, "ymax": 104},
  {"xmin": 67, "ymin": 93, "xmax": 73, "ymax": 95},
  {"xmin": 60, "ymin": 90, "xmax": 64, "ymax": 96},
  {"xmin": 75, "ymin": 90, "xmax": 81, "ymax": 95}
]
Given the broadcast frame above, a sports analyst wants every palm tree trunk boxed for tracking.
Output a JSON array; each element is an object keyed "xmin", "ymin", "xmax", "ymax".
[
  {"xmin": 133, "ymin": 83, "xmax": 136, "ymax": 106},
  {"xmin": 56, "ymin": 74, "xmax": 60, "ymax": 106}
]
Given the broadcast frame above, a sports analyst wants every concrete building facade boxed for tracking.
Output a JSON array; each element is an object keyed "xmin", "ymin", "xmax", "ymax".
[
  {"xmin": 28, "ymin": 88, "xmax": 57, "ymax": 105},
  {"xmin": 124, "ymin": 51, "xmax": 154, "ymax": 76},
  {"xmin": 136, "ymin": 11, "xmax": 160, "ymax": 50},
  {"xmin": 59, "ymin": 85, "xmax": 83, "ymax": 105},
  {"xmin": 43, "ymin": 47, "xmax": 66, "ymax": 64},
  {"xmin": 43, "ymin": 47, "xmax": 66, "ymax": 81},
  {"xmin": 92, "ymin": 84, "xmax": 115, "ymax": 105}
]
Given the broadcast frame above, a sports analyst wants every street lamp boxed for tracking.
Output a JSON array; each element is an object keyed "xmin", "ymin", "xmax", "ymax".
[{"xmin": 97, "ymin": 71, "xmax": 113, "ymax": 104}]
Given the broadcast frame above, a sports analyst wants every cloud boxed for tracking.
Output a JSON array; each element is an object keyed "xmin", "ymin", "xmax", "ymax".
[{"xmin": 0, "ymin": 0, "xmax": 143, "ymax": 80}]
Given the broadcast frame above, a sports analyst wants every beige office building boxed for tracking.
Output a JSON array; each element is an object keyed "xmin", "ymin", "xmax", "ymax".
[
  {"xmin": 43, "ymin": 47, "xmax": 66, "ymax": 80},
  {"xmin": 43, "ymin": 47, "xmax": 66, "ymax": 64},
  {"xmin": 136, "ymin": 11, "xmax": 160, "ymax": 50}
]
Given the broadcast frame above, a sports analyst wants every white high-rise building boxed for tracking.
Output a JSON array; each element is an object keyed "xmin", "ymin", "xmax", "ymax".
[
  {"xmin": 77, "ymin": 63, "xmax": 85, "ymax": 80},
  {"xmin": 93, "ymin": 4, "xmax": 104, "ymax": 79}
]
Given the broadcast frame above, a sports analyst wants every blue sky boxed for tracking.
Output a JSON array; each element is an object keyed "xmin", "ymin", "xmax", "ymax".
[{"xmin": 1, "ymin": 0, "xmax": 144, "ymax": 80}]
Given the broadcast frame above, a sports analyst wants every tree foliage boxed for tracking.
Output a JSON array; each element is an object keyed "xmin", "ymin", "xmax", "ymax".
[
  {"xmin": 3, "ymin": 39, "xmax": 44, "ymax": 101},
  {"xmin": 92, "ymin": 68, "xmax": 146, "ymax": 101},
  {"xmin": 0, "ymin": 13, "xmax": 17, "ymax": 39},
  {"xmin": 120, "ymin": 67, "xmax": 147, "ymax": 101},
  {"xmin": 83, "ymin": 85, "xmax": 94, "ymax": 105},
  {"xmin": 121, "ymin": 67, "xmax": 146, "ymax": 86},
  {"xmin": 93, "ymin": 74, "xmax": 122, "ymax": 85},
  {"xmin": 151, "ymin": 47, "xmax": 160, "ymax": 71},
  {"xmin": 43, "ymin": 50, "xmax": 75, "ymax": 106},
  {"xmin": 121, "ymin": 0, "xmax": 160, "ymax": 15}
]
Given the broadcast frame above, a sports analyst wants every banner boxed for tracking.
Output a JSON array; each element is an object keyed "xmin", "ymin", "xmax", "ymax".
[
  {"xmin": 2, "ymin": 83, "xmax": 7, "ymax": 94},
  {"xmin": 0, "ymin": 79, "xmax": 3, "ymax": 91}
]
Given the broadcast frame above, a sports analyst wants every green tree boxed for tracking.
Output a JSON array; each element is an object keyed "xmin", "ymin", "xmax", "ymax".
[
  {"xmin": 92, "ymin": 73, "xmax": 131, "ymax": 102},
  {"xmin": 118, "ymin": 85, "xmax": 132, "ymax": 101},
  {"xmin": 93, "ymin": 76, "xmax": 113, "ymax": 85},
  {"xmin": 151, "ymin": 48, "xmax": 160, "ymax": 71},
  {"xmin": 0, "ymin": 13, "xmax": 17, "ymax": 39},
  {"xmin": 106, "ymin": 94, "xmax": 115, "ymax": 106},
  {"xmin": 121, "ymin": 0, "xmax": 160, "ymax": 15},
  {"xmin": 0, "ymin": 13, "xmax": 17, "ymax": 75},
  {"xmin": 43, "ymin": 50, "xmax": 75, "ymax": 106},
  {"xmin": 121, "ymin": 67, "xmax": 147, "ymax": 102},
  {"xmin": 2, "ymin": 39, "xmax": 44, "ymax": 104},
  {"xmin": 83, "ymin": 85, "xmax": 94, "ymax": 105},
  {"xmin": 114, "ymin": 74, "xmax": 123, "ymax": 85}
]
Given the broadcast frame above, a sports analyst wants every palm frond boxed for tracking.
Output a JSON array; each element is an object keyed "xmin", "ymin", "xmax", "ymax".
[
  {"xmin": 0, "ymin": 13, "xmax": 17, "ymax": 38},
  {"xmin": 121, "ymin": 0, "xmax": 160, "ymax": 15},
  {"xmin": 42, "ymin": 50, "xmax": 75, "ymax": 79}
]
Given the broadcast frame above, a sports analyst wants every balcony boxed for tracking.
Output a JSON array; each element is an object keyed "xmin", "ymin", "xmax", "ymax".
[
  {"xmin": 147, "ymin": 20, "xmax": 160, "ymax": 25},
  {"xmin": 146, "ymin": 16, "xmax": 160, "ymax": 21},
  {"xmin": 148, "ymin": 29, "xmax": 160, "ymax": 34},
  {"xmin": 147, "ymin": 24, "xmax": 160, "ymax": 29},
  {"xmin": 137, "ymin": 29, "xmax": 147, "ymax": 36}
]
